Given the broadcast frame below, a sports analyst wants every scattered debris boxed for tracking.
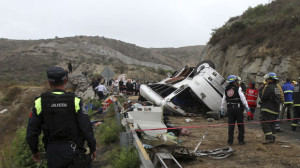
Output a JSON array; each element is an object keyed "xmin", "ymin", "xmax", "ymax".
[
  {"xmin": 207, "ymin": 118, "xmax": 214, "ymax": 122},
  {"xmin": 185, "ymin": 118, "xmax": 194, "ymax": 122},
  {"xmin": 281, "ymin": 145, "xmax": 291, "ymax": 148},
  {"xmin": 180, "ymin": 128, "xmax": 190, "ymax": 136},
  {"xmin": 0, "ymin": 109, "xmax": 8, "ymax": 114},
  {"xmin": 153, "ymin": 152, "xmax": 183, "ymax": 168},
  {"xmin": 195, "ymin": 146, "xmax": 235, "ymax": 159},
  {"xmin": 192, "ymin": 131, "xmax": 208, "ymax": 154}
]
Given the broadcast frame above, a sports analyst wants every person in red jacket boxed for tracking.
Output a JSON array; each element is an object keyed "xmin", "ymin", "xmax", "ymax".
[{"xmin": 246, "ymin": 82, "xmax": 259, "ymax": 120}]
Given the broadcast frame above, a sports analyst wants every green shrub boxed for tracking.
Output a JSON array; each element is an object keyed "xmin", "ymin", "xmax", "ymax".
[
  {"xmin": 0, "ymin": 127, "xmax": 46, "ymax": 168},
  {"xmin": 112, "ymin": 147, "xmax": 139, "ymax": 168},
  {"xmin": 229, "ymin": 21, "xmax": 246, "ymax": 33},
  {"xmin": 115, "ymin": 65, "xmax": 128, "ymax": 74},
  {"xmin": 242, "ymin": 5, "xmax": 269, "ymax": 21},
  {"xmin": 157, "ymin": 68, "xmax": 166, "ymax": 75},
  {"xmin": 96, "ymin": 118, "xmax": 120, "ymax": 145}
]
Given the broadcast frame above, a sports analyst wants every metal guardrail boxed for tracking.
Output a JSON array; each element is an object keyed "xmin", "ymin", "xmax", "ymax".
[{"xmin": 112, "ymin": 99, "xmax": 155, "ymax": 168}]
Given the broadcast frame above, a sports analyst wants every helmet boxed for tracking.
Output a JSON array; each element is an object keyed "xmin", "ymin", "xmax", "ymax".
[
  {"xmin": 264, "ymin": 72, "xmax": 278, "ymax": 80},
  {"xmin": 251, "ymin": 82, "xmax": 256, "ymax": 87},
  {"xmin": 227, "ymin": 75, "xmax": 237, "ymax": 83}
]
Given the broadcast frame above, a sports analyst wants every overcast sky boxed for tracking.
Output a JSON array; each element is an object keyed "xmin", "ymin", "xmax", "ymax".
[{"xmin": 0, "ymin": 0, "xmax": 269, "ymax": 48}]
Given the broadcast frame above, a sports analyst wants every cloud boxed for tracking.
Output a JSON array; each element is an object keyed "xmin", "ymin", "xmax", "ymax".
[{"xmin": 0, "ymin": 0, "xmax": 269, "ymax": 47}]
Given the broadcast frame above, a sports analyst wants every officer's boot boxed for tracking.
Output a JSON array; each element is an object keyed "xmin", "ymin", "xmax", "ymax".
[{"xmin": 263, "ymin": 135, "xmax": 273, "ymax": 144}]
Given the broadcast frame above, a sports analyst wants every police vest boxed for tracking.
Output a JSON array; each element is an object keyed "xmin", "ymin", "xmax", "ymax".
[
  {"xmin": 225, "ymin": 84, "xmax": 242, "ymax": 107},
  {"xmin": 294, "ymin": 84, "xmax": 300, "ymax": 106},
  {"xmin": 40, "ymin": 92, "xmax": 81, "ymax": 143}
]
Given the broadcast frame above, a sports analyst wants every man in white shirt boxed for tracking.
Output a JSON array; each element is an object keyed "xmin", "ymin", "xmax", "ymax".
[{"xmin": 95, "ymin": 83, "xmax": 108, "ymax": 100}]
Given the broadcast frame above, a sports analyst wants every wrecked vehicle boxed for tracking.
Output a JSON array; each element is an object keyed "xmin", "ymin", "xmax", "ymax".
[{"xmin": 140, "ymin": 60, "xmax": 227, "ymax": 115}]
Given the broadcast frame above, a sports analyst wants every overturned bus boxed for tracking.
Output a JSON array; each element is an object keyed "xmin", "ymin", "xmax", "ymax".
[{"xmin": 139, "ymin": 61, "xmax": 227, "ymax": 115}]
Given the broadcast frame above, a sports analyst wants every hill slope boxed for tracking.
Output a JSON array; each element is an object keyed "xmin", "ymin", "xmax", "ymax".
[
  {"xmin": 202, "ymin": 0, "xmax": 300, "ymax": 83},
  {"xmin": 0, "ymin": 36, "xmax": 205, "ymax": 84}
]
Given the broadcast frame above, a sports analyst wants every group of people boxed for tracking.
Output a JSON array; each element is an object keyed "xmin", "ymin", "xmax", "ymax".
[
  {"xmin": 116, "ymin": 78, "xmax": 140, "ymax": 95},
  {"xmin": 221, "ymin": 72, "xmax": 300, "ymax": 145}
]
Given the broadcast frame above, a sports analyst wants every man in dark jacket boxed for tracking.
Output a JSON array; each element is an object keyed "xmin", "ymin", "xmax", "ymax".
[
  {"xmin": 68, "ymin": 61, "xmax": 72, "ymax": 73},
  {"xmin": 261, "ymin": 72, "xmax": 284, "ymax": 144},
  {"xmin": 26, "ymin": 67, "xmax": 96, "ymax": 168},
  {"xmin": 291, "ymin": 77, "xmax": 300, "ymax": 131}
]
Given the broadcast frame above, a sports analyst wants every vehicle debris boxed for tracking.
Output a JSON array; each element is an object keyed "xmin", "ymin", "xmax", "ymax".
[
  {"xmin": 0, "ymin": 109, "xmax": 8, "ymax": 114},
  {"xmin": 193, "ymin": 131, "xmax": 208, "ymax": 154},
  {"xmin": 185, "ymin": 118, "xmax": 194, "ymax": 122},
  {"xmin": 139, "ymin": 60, "xmax": 227, "ymax": 116},
  {"xmin": 194, "ymin": 146, "xmax": 235, "ymax": 159}
]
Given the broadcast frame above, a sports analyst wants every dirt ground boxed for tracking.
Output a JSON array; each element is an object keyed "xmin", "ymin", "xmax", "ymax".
[{"xmin": 167, "ymin": 115, "xmax": 300, "ymax": 168}]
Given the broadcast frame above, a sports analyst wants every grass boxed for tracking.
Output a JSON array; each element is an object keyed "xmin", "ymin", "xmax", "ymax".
[{"xmin": 0, "ymin": 127, "xmax": 47, "ymax": 168}]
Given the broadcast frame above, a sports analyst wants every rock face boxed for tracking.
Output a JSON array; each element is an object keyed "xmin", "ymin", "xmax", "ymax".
[
  {"xmin": 201, "ymin": 45, "xmax": 300, "ymax": 84},
  {"xmin": 67, "ymin": 73, "xmax": 90, "ymax": 98}
]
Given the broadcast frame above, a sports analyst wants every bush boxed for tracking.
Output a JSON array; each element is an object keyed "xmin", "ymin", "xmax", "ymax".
[
  {"xmin": 112, "ymin": 147, "xmax": 139, "ymax": 168},
  {"xmin": 157, "ymin": 68, "xmax": 166, "ymax": 75},
  {"xmin": 115, "ymin": 65, "xmax": 128, "ymax": 74},
  {"xmin": 242, "ymin": 5, "xmax": 269, "ymax": 21},
  {"xmin": 96, "ymin": 118, "xmax": 120, "ymax": 145},
  {"xmin": 0, "ymin": 127, "xmax": 46, "ymax": 168},
  {"xmin": 1, "ymin": 86, "xmax": 22, "ymax": 106},
  {"xmin": 229, "ymin": 21, "xmax": 246, "ymax": 33}
]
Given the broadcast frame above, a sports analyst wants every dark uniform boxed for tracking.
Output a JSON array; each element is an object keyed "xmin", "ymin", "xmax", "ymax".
[
  {"xmin": 68, "ymin": 61, "xmax": 72, "ymax": 73},
  {"xmin": 221, "ymin": 82, "xmax": 249, "ymax": 145},
  {"xmin": 261, "ymin": 82, "xmax": 283, "ymax": 142},
  {"xmin": 26, "ymin": 67, "xmax": 96, "ymax": 168},
  {"xmin": 292, "ymin": 81, "xmax": 300, "ymax": 130}
]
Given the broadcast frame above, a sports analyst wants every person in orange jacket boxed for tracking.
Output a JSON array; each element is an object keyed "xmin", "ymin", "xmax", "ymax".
[{"xmin": 246, "ymin": 82, "xmax": 259, "ymax": 120}]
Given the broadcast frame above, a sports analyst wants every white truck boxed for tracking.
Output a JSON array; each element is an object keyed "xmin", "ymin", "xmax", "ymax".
[{"xmin": 140, "ymin": 61, "xmax": 227, "ymax": 115}]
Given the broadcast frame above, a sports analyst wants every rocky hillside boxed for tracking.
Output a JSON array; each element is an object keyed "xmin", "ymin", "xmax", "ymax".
[
  {"xmin": 0, "ymin": 36, "xmax": 205, "ymax": 84},
  {"xmin": 202, "ymin": 0, "xmax": 300, "ymax": 83}
]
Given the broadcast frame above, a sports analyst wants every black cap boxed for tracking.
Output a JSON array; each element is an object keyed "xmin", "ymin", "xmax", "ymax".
[{"xmin": 46, "ymin": 67, "xmax": 67, "ymax": 82}]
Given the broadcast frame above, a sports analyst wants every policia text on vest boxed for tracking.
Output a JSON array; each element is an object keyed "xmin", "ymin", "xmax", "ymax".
[{"xmin": 26, "ymin": 67, "xmax": 96, "ymax": 168}]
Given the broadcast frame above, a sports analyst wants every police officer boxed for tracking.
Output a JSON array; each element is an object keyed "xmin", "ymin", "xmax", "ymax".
[
  {"xmin": 26, "ymin": 67, "xmax": 96, "ymax": 168},
  {"xmin": 291, "ymin": 77, "xmax": 300, "ymax": 131},
  {"xmin": 221, "ymin": 75, "xmax": 250, "ymax": 145},
  {"xmin": 261, "ymin": 72, "xmax": 284, "ymax": 144}
]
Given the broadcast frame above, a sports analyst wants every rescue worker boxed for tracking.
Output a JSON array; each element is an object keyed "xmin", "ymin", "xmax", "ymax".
[
  {"xmin": 246, "ymin": 82, "xmax": 259, "ymax": 120},
  {"xmin": 261, "ymin": 72, "xmax": 284, "ymax": 144},
  {"xmin": 280, "ymin": 78, "xmax": 294, "ymax": 120},
  {"xmin": 26, "ymin": 67, "xmax": 96, "ymax": 168},
  {"xmin": 291, "ymin": 77, "xmax": 300, "ymax": 131},
  {"xmin": 221, "ymin": 75, "xmax": 250, "ymax": 145}
]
